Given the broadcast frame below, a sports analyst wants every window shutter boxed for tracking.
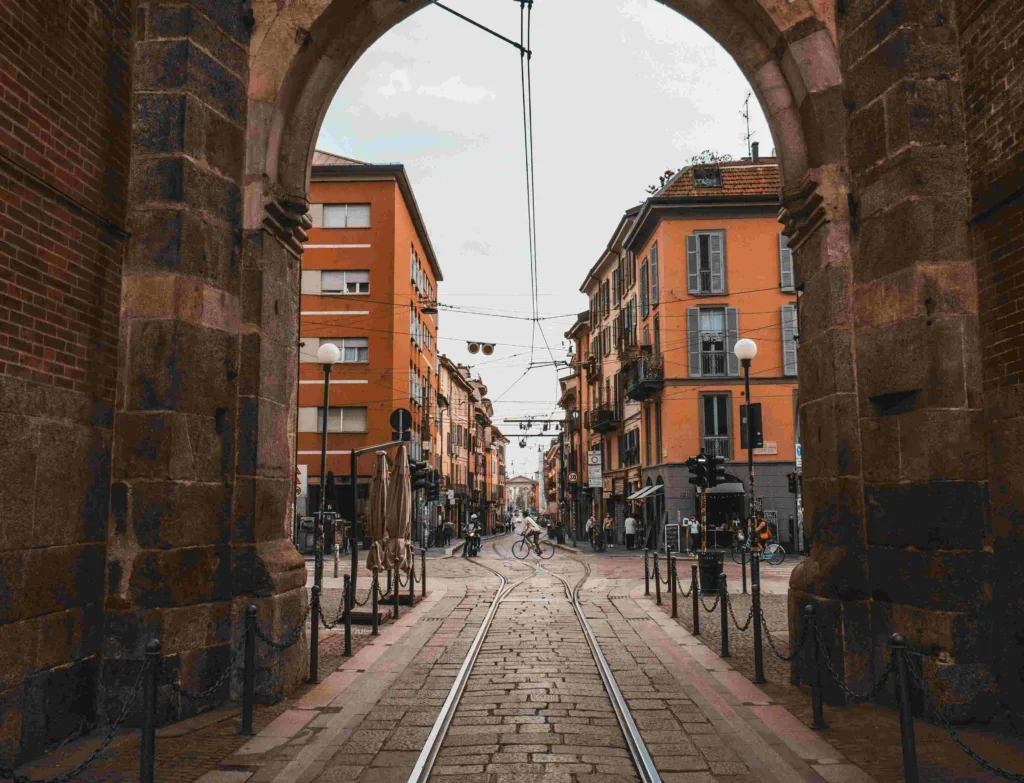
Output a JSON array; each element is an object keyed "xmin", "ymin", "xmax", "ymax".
[
  {"xmin": 687, "ymin": 235, "xmax": 699, "ymax": 293},
  {"xmin": 711, "ymin": 233, "xmax": 725, "ymax": 293},
  {"xmin": 651, "ymin": 244, "xmax": 659, "ymax": 305},
  {"xmin": 782, "ymin": 305, "xmax": 798, "ymax": 376},
  {"xmin": 779, "ymin": 234, "xmax": 794, "ymax": 291},
  {"xmin": 640, "ymin": 262, "xmax": 649, "ymax": 318},
  {"xmin": 687, "ymin": 308, "xmax": 701, "ymax": 377},
  {"xmin": 726, "ymin": 307, "xmax": 739, "ymax": 376}
]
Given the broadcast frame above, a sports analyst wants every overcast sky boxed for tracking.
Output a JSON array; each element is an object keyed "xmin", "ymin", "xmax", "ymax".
[{"xmin": 317, "ymin": 0, "xmax": 771, "ymax": 479}]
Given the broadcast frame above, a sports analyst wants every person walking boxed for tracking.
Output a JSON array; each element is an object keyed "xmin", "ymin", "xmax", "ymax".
[
  {"xmin": 585, "ymin": 515, "xmax": 596, "ymax": 546},
  {"xmin": 624, "ymin": 513, "xmax": 636, "ymax": 550},
  {"xmin": 603, "ymin": 514, "xmax": 615, "ymax": 548},
  {"xmin": 689, "ymin": 517, "xmax": 700, "ymax": 554},
  {"xmin": 444, "ymin": 519, "xmax": 453, "ymax": 546}
]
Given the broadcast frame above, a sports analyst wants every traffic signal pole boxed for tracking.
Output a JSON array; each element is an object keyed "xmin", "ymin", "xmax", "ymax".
[{"xmin": 742, "ymin": 357, "xmax": 753, "ymax": 595}]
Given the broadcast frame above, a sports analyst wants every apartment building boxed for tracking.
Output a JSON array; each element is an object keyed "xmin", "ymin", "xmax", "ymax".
[
  {"xmin": 297, "ymin": 151, "xmax": 442, "ymax": 513},
  {"xmin": 566, "ymin": 149, "xmax": 801, "ymax": 549}
]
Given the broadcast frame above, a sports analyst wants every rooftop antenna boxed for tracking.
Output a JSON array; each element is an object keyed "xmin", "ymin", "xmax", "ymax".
[{"xmin": 741, "ymin": 91, "xmax": 754, "ymax": 159}]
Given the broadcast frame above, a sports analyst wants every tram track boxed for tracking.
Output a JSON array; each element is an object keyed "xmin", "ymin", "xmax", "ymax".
[{"xmin": 406, "ymin": 537, "xmax": 662, "ymax": 783}]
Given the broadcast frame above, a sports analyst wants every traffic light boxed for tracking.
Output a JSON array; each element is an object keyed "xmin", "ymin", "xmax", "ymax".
[
  {"xmin": 708, "ymin": 455, "xmax": 726, "ymax": 488},
  {"xmin": 410, "ymin": 460, "xmax": 430, "ymax": 491},
  {"xmin": 324, "ymin": 471, "xmax": 336, "ymax": 510},
  {"xmin": 686, "ymin": 454, "xmax": 708, "ymax": 488},
  {"xmin": 427, "ymin": 470, "xmax": 440, "ymax": 501},
  {"xmin": 787, "ymin": 472, "xmax": 800, "ymax": 494}
]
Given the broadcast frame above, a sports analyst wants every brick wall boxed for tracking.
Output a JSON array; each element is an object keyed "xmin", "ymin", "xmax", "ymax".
[{"xmin": 0, "ymin": 0, "xmax": 132, "ymax": 764}]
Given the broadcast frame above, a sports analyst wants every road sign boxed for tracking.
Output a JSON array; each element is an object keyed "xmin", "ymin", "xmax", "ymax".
[
  {"xmin": 568, "ymin": 471, "xmax": 578, "ymax": 483},
  {"xmin": 795, "ymin": 442, "xmax": 802, "ymax": 468},
  {"xmin": 390, "ymin": 408, "xmax": 413, "ymax": 432},
  {"xmin": 587, "ymin": 450, "xmax": 602, "ymax": 488},
  {"xmin": 448, "ymin": 490, "xmax": 455, "ymax": 501}
]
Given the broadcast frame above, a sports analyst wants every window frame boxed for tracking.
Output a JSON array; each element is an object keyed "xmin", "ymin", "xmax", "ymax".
[
  {"xmin": 310, "ymin": 405, "xmax": 369, "ymax": 434},
  {"xmin": 698, "ymin": 392, "xmax": 732, "ymax": 461},
  {"xmin": 639, "ymin": 260, "xmax": 650, "ymax": 318},
  {"xmin": 320, "ymin": 269, "xmax": 370, "ymax": 295},
  {"xmin": 686, "ymin": 230, "xmax": 727, "ymax": 295},
  {"xmin": 322, "ymin": 203, "xmax": 371, "ymax": 229}
]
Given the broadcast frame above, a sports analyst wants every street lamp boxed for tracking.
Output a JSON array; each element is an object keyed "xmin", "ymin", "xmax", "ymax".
[
  {"xmin": 315, "ymin": 342, "xmax": 341, "ymax": 589},
  {"xmin": 733, "ymin": 338, "xmax": 757, "ymax": 596}
]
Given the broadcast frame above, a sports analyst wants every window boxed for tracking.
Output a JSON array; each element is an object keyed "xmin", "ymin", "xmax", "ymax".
[
  {"xmin": 640, "ymin": 260, "xmax": 649, "ymax": 318},
  {"xmin": 603, "ymin": 326, "xmax": 612, "ymax": 356},
  {"xmin": 653, "ymin": 315, "xmax": 661, "ymax": 355},
  {"xmin": 701, "ymin": 395, "xmax": 730, "ymax": 459},
  {"xmin": 687, "ymin": 306, "xmax": 739, "ymax": 377},
  {"xmin": 612, "ymin": 267, "xmax": 621, "ymax": 306},
  {"xmin": 782, "ymin": 304, "xmax": 799, "ymax": 376},
  {"xmin": 655, "ymin": 399, "xmax": 662, "ymax": 460},
  {"xmin": 619, "ymin": 429, "xmax": 639, "ymax": 468},
  {"xmin": 340, "ymin": 337, "xmax": 369, "ymax": 363},
  {"xmin": 297, "ymin": 406, "xmax": 368, "ymax": 433},
  {"xmin": 650, "ymin": 242, "xmax": 659, "ymax": 306},
  {"xmin": 320, "ymin": 269, "xmax": 370, "ymax": 294},
  {"xmin": 779, "ymin": 233, "xmax": 794, "ymax": 291},
  {"xmin": 642, "ymin": 325, "xmax": 650, "ymax": 346},
  {"xmin": 601, "ymin": 281, "xmax": 610, "ymax": 318},
  {"xmin": 686, "ymin": 231, "xmax": 726, "ymax": 294},
  {"xmin": 644, "ymin": 406, "xmax": 652, "ymax": 464},
  {"xmin": 323, "ymin": 204, "xmax": 370, "ymax": 228}
]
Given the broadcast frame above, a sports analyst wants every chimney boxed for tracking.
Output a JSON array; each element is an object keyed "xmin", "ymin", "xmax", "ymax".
[{"xmin": 752, "ymin": 141, "xmax": 760, "ymax": 163}]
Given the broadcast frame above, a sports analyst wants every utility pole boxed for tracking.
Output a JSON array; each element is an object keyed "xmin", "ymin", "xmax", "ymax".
[{"xmin": 741, "ymin": 91, "xmax": 754, "ymax": 159}]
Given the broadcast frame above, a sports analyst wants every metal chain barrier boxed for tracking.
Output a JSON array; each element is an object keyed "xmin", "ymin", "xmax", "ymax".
[
  {"xmin": 812, "ymin": 626, "xmax": 894, "ymax": 704},
  {"xmin": 760, "ymin": 607, "xmax": 807, "ymax": 662},
  {"xmin": 398, "ymin": 570, "xmax": 410, "ymax": 588},
  {"xmin": 906, "ymin": 656, "xmax": 1024, "ymax": 782},
  {"xmin": 700, "ymin": 592, "xmax": 721, "ymax": 613},
  {"xmin": 675, "ymin": 561, "xmax": 693, "ymax": 598},
  {"xmin": 0, "ymin": 658, "xmax": 150, "ymax": 783},
  {"xmin": 729, "ymin": 600, "xmax": 755, "ymax": 632},
  {"xmin": 163, "ymin": 661, "xmax": 233, "ymax": 702},
  {"xmin": 254, "ymin": 601, "xmax": 312, "ymax": 650}
]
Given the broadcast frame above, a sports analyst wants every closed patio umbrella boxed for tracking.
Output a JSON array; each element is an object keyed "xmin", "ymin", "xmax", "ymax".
[
  {"xmin": 385, "ymin": 445, "xmax": 413, "ymax": 572},
  {"xmin": 364, "ymin": 451, "xmax": 389, "ymax": 573}
]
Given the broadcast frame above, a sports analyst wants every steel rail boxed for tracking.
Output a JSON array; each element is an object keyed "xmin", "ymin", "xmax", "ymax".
[
  {"xmin": 547, "ymin": 557, "xmax": 664, "ymax": 783},
  {"xmin": 406, "ymin": 540, "xmax": 536, "ymax": 782}
]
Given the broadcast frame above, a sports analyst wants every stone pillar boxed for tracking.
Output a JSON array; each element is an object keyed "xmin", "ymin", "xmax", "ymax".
[
  {"xmin": 791, "ymin": 0, "xmax": 992, "ymax": 717},
  {"xmin": 104, "ymin": 0, "xmax": 305, "ymax": 721}
]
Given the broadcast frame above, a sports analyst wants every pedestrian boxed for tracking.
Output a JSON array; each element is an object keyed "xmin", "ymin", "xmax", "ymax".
[
  {"xmin": 444, "ymin": 519, "xmax": 453, "ymax": 546},
  {"xmin": 585, "ymin": 515, "xmax": 595, "ymax": 545},
  {"xmin": 603, "ymin": 514, "xmax": 615, "ymax": 548},
  {"xmin": 689, "ymin": 517, "xmax": 700, "ymax": 553},
  {"xmin": 624, "ymin": 512, "xmax": 636, "ymax": 550}
]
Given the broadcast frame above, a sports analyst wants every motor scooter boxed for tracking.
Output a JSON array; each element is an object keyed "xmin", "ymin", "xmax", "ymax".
[{"xmin": 467, "ymin": 528, "xmax": 482, "ymax": 557}]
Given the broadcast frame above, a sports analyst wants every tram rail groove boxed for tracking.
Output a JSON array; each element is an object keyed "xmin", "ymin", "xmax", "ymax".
[{"xmin": 406, "ymin": 538, "xmax": 663, "ymax": 783}]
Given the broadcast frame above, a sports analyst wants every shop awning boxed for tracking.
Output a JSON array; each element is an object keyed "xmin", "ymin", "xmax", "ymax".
[{"xmin": 627, "ymin": 485, "xmax": 663, "ymax": 501}]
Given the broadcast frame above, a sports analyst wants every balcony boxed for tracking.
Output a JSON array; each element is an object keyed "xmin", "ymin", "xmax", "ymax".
[
  {"xmin": 700, "ymin": 350, "xmax": 728, "ymax": 377},
  {"xmin": 587, "ymin": 403, "xmax": 620, "ymax": 434},
  {"xmin": 624, "ymin": 352, "xmax": 664, "ymax": 401},
  {"xmin": 703, "ymin": 435, "xmax": 729, "ymax": 460}
]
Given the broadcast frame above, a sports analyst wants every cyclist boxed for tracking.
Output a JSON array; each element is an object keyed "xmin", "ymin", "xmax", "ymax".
[
  {"xmin": 585, "ymin": 515, "xmax": 596, "ymax": 545},
  {"xmin": 520, "ymin": 513, "xmax": 543, "ymax": 554},
  {"xmin": 753, "ymin": 514, "xmax": 770, "ymax": 550}
]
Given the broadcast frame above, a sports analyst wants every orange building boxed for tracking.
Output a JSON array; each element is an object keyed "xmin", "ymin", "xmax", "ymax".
[
  {"xmin": 297, "ymin": 151, "xmax": 442, "ymax": 516},
  {"xmin": 571, "ymin": 149, "xmax": 801, "ymax": 550}
]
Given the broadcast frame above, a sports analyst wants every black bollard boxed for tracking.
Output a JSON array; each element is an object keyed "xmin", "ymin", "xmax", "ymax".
[
  {"xmin": 741, "ymin": 544, "xmax": 748, "ymax": 595},
  {"xmin": 140, "ymin": 639, "xmax": 160, "ymax": 783},
  {"xmin": 393, "ymin": 568, "xmax": 400, "ymax": 620},
  {"xmin": 892, "ymin": 634, "xmax": 919, "ymax": 783},
  {"xmin": 241, "ymin": 605, "xmax": 256, "ymax": 735},
  {"xmin": 309, "ymin": 585, "xmax": 320, "ymax": 683},
  {"xmin": 691, "ymin": 565, "xmax": 700, "ymax": 636},
  {"xmin": 752, "ymin": 555, "xmax": 765, "ymax": 683},
  {"xmin": 719, "ymin": 573, "xmax": 730, "ymax": 658},
  {"xmin": 371, "ymin": 572, "xmax": 379, "ymax": 636},
  {"xmin": 421, "ymin": 548, "xmax": 427, "ymax": 598},
  {"xmin": 644, "ymin": 549, "xmax": 650, "ymax": 596},
  {"xmin": 670, "ymin": 553, "xmax": 678, "ymax": 619},
  {"xmin": 409, "ymin": 561, "xmax": 415, "ymax": 605},
  {"xmin": 806, "ymin": 605, "xmax": 828, "ymax": 729},
  {"xmin": 343, "ymin": 575, "xmax": 352, "ymax": 656},
  {"xmin": 654, "ymin": 553, "xmax": 662, "ymax": 606}
]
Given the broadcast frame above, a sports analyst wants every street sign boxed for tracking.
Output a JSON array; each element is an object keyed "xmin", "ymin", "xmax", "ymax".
[
  {"xmin": 297, "ymin": 465, "xmax": 308, "ymax": 497},
  {"xmin": 664, "ymin": 523, "xmax": 680, "ymax": 555},
  {"xmin": 740, "ymin": 403, "xmax": 764, "ymax": 449},
  {"xmin": 568, "ymin": 471, "xmax": 578, "ymax": 483},
  {"xmin": 390, "ymin": 408, "xmax": 413, "ymax": 432},
  {"xmin": 587, "ymin": 450, "xmax": 602, "ymax": 488},
  {"xmin": 795, "ymin": 443, "xmax": 802, "ymax": 468},
  {"xmin": 448, "ymin": 489, "xmax": 455, "ymax": 501}
]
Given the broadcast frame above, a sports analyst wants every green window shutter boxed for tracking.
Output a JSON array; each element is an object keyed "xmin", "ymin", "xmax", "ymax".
[
  {"xmin": 782, "ymin": 305, "xmax": 798, "ymax": 376},
  {"xmin": 687, "ymin": 235, "xmax": 699, "ymax": 293},
  {"xmin": 726, "ymin": 307, "xmax": 739, "ymax": 376},
  {"xmin": 779, "ymin": 233, "xmax": 794, "ymax": 291},
  {"xmin": 651, "ymin": 243, "xmax": 659, "ymax": 305},
  {"xmin": 687, "ymin": 308, "xmax": 701, "ymax": 377},
  {"xmin": 640, "ymin": 262, "xmax": 649, "ymax": 318},
  {"xmin": 710, "ymin": 232, "xmax": 725, "ymax": 293}
]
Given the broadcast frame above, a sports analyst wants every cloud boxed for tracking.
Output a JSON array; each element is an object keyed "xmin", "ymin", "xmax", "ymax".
[
  {"xmin": 461, "ymin": 239, "xmax": 491, "ymax": 256},
  {"xmin": 417, "ymin": 76, "xmax": 496, "ymax": 104},
  {"xmin": 378, "ymin": 70, "xmax": 411, "ymax": 96}
]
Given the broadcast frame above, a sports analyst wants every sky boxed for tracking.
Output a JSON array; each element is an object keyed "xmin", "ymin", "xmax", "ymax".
[{"xmin": 316, "ymin": 0, "xmax": 772, "ymax": 479}]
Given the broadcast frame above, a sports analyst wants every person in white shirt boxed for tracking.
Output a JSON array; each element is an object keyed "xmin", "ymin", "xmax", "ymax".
[
  {"xmin": 520, "ymin": 514, "xmax": 543, "ymax": 552},
  {"xmin": 585, "ymin": 515, "xmax": 596, "ymax": 545},
  {"xmin": 624, "ymin": 514, "xmax": 637, "ymax": 550}
]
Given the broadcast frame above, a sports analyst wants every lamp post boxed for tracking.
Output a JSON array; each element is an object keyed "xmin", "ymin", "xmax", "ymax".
[
  {"xmin": 315, "ymin": 342, "xmax": 341, "ymax": 590},
  {"xmin": 733, "ymin": 338, "xmax": 758, "ymax": 593}
]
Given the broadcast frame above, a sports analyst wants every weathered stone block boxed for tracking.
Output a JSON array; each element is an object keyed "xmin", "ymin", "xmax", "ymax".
[
  {"xmin": 131, "ymin": 481, "xmax": 231, "ymax": 548},
  {"xmin": 0, "ymin": 413, "xmax": 38, "ymax": 552},
  {"xmin": 854, "ymin": 262, "xmax": 978, "ymax": 332},
  {"xmin": 237, "ymin": 331, "xmax": 295, "ymax": 405},
  {"xmin": 847, "ymin": 98, "xmax": 887, "ymax": 171},
  {"xmin": 33, "ymin": 422, "xmax": 110, "ymax": 546},
  {"xmin": 865, "ymin": 481, "xmax": 986, "ymax": 549},
  {"xmin": 868, "ymin": 546, "xmax": 992, "ymax": 612},
  {"xmin": 22, "ymin": 546, "xmax": 104, "ymax": 618},
  {"xmin": 859, "ymin": 416, "xmax": 900, "ymax": 482},
  {"xmin": 129, "ymin": 546, "xmax": 231, "ymax": 608},
  {"xmin": 854, "ymin": 144, "xmax": 968, "ymax": 219},
  {"xmin": 789, "ymin": 542, "xmax": 869, "ymax": 600},
  {"xmin": 233, "ymin": 476, "xmax": 290, "ymax": 544},
  {"xmin": 124, "ymin": 320, "xmax": 237, "ymax": 415},
  {"xmin": 840, "ymin": 0, "xmax": 955, "ymax": 68},
  {"xmin": 127, "ymin": 209, "xmax": 238, "ymax": 286},
  {"xmin": 843, "ymin": 28, "xmax": 960, "ymax": 108},
  {"xmin": 192, "ymin": 0, "xmax": 252, "ymax": 45},
  {"xmin": 160, "ymin": 603, "xmax": 232, "ymax": 657},
  {"xmin": 148, "ymin": 4, "xmax": 191, "ymax": 38},
  {"xmin": 34, "ymin": 605, "xmax": 102, "ymax": 674},
  {"xmin": 886, "ymin": 78, "xmax": 964, "ymax": 151},
  {"xmin": 134, "ymin": 39, "xmax": 245, "ymax": 122},
  {"xmin": 19, "ymin": 656, "xmax": 98, "ymax": 759},
  {"xmin": 897, "ymin": 408, "xmax": 986, "ymax": 481},
  {"xmin": 0, "ymin": 684, "xmax": 22, "ymax": 763},
  {"xmin": 803, "ymin": 476, "xmax": 866, "ymax": 549},
  {"xmin": 988, "ymin": 412, "xmax": 1024, "ymax": 537},
  {"xmin": 203, "ymin": 104, "xmax": 245, "ymax": 181},
  {"xmin": 0, "ymin": 618, "xmax": 35, "ymax": 692},
  {"xmin": 799, "ymin": 393, "xmax": 860, "ymax": 479},
  {"xmin": 793, "ymin": 329, "xmax": 857, "ymax": 404},
  {"xmin": 132, "ymin": 94, "xmax": 187, "ymax": 154}
]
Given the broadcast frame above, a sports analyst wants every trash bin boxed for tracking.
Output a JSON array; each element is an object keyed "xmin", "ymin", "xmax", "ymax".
[{"xmin": 698, "ymin": 551, "xmax": 724, "ymax": 595}]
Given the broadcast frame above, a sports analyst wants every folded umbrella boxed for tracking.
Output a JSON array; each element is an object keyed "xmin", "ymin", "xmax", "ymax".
[
  {"xmin": 385, "ymin": 445, "xmax": 413, "ymax": 573},
  {"xmin": 364, "ymin": 451, "xmax": 389, "ymax": 573}
]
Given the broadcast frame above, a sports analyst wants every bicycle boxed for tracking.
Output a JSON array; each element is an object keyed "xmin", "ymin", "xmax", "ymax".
[
  {"xmin": 730, "ymin": 538, "xmax": 786, "ymax": 566},
  {"xmin": 588, "ymin": 529, "xmax": 606, "ymax": 553},
  {"xmin": 512, "ymin": 533, "xmax": 554, "ymax": 560}
]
